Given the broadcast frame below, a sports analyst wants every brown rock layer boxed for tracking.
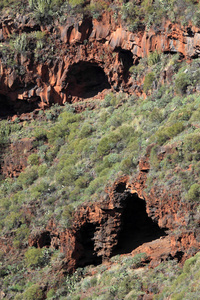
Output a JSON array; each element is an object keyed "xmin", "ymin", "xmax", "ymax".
[{"xmin": 1, "ymin": 14, "xmax": 200, "ymax": 113}]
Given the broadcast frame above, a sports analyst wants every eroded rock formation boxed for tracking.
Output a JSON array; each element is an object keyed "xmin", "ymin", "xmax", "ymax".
[
  {"xmin": 1, "ymin": 13, "xmax": 200, "ymax": 116},
  {"xmin": 29, "ymin": 148, "xmax": 200, "ymax": 272}
]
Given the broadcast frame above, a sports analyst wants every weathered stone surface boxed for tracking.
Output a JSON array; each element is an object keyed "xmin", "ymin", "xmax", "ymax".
[
  {"xmin": 28, "ymin": 150, "xmax": 200, "ymax": 272},
  {"xmin": 1, "ymin": 138, "xmax": 36, "ymax": 178},
  {"xmin": 2, "ymin": 14, "xmax": 200, "ymax": 116}
]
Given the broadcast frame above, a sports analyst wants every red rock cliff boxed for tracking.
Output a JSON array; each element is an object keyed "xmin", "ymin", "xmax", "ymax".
[{"xmin": 1, "ymin": 13, "xmax": 200, "ymax": 113}]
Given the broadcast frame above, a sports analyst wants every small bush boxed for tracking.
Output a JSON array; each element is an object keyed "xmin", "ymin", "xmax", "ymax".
[
  {"xmin": 22, "ymin": 284, "xmax": 43, "ymax": 300},
  {"xmin": 18, "ymin": 166, "xmax": 38, "ymax": 188},
  {"xmin": 10, "ymin": 33, "xmax": 29, "ymax": 54},
  {"xmin": 25, "ymin": 247, "xmax": 44, "ymax": 268},
  {"xmin": 97, "ymin": 132, "xmax": 121, "ymax": 156},
  {"xmin": 38, "ymin": 164, "xmax": 48, "ymax": 176},
  {"xmin": 187, "ymin": 184, "xmax": 200, "ymax": 202},
  {"xmin": 148, "ymin": 50, "xmax": 161, "ymax": 66},
  {"xmin": 28, "ymin": 153, "xmax": 39, "ymax": 166},
  {"xmin": 156, "ymin": 122, "xmax": 185, "ymax": 145},
  {"xmin": 175, "ymin": 72, "xmax": 191, "ymax": 94},
  {"xmin": 143, "ymin": 72, "xmax": 155, "ymax": 93}
]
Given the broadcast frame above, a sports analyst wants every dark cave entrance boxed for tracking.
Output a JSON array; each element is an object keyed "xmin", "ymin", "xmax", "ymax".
[
  {"xmin": 77, "ymin": 223, "xmax": 102, "ymax": 268},
  {"xmin": 112, "ymin": 193, "xmax": 167, "ymax": 256},
  {"xmin": 0, "ymin": 94, "xmax": 15, "ymax": 118},
  {"xmin": 65, "ymin": 61, "xmax": 111, "ymax": 101},
  {"xmin": 38, "ymin": 231, "xmax": 51, "ymax": 248},
  {"xmin": 116, "ymin": 48, "xmax": 134, "ymax": 82},
  {"xmin": 0, "ymin": 94, "xmax": 40, "ymax": 119},
  {"xmin": 31, "ymin": 231, "xmax": 52, "ymax": 248}
]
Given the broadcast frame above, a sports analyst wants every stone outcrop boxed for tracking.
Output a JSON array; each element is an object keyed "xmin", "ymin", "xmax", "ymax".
[
  {"xmin": 1, "ymin": 137, "xmax": 36, "ymax": 178},
  {"xmin": 1, "ymin": 13, "xmax": 200, "ymax": 116},
  {"xmin": 28, "ymin": 148, "xmax": 200, "ymax": 272}
]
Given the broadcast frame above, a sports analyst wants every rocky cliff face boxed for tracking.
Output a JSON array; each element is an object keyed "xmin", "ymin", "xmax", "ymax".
[
  {"xmin": 1, "ymin": 8, "xmax": 200, "ymax": 276},
  {"xmin": 1, "ymin": 12, "xmax": 200, "ymax": 118},
  {"xmin": 28, "ymin": 147, "xmax": 199, "ymax": 273}
]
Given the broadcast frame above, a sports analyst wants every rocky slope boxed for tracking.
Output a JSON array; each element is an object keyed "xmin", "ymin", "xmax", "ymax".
[
  {"xmin": 1, "ymin": 1, "xmax": 200, "ymax": 299},
  {"xmin": 27, "ymin": 146, "xmax": 199, "ymax": 274},
  {"xmin": 1, "ymin": 10, "xmax": 200, "ymax": 117}
]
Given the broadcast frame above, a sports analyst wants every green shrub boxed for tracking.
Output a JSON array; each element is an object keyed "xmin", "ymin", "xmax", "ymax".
[
  {"xmin": 165, "ymin": 122, "xmax": 185, "ymax": 139},
  {"xmin": 148, "ymin": 50, "xmax": 161, "ymax": 66},
  {"xmin": 79, "ymin": 123, "xmax": 94, "ymax": 138},
  {"xmin": 34, "ymin": 127, "xmax": 47, "ymax": 141},
  {"xmin": 28, "ymin": 153, "xmax": 39, "ymax": 166},
  {"xmin": 68, "ymin": 0, "xmax": 84, "ymax": 8},
  {"xmin": 149, "ymin": 108, "xmax": 163, "ymax": 123},
  {"xmin": 18, "ymin": 166, "xmax": 38, "ymax": 188},
  {"xmin": 29, "ymin": 0, "xmax": 63, "ymax": 22},
  {"xmin": 143, "ymin": 72, "xmax": 155, "ymax": 93},
  {"xmin": 13, "ymin": 224, "xmax": 30, "ymax": 249},
  {"xmin": 47, "ymin": 288, "xmax": 55, "ymax": 298},
  {"xmin": 97, "ymin": 132, "xmax": 121, "ymax": 156},
  {"xmin": 175, "ymin": 72, "xmax": 191, "ymax": 94},
  {"xmin": 5, "ymin": 212, "xmax": 24, "ymax": 230},
  {"xmin": 131, "ymin": 252, "xmax": 147, "ymax": 268},
  {"xmin": 120, "ymin": 157, "xmax": 136, "ymax": 173},
  {"xmin": 38, "ymin": 164, "xmax": 48, "ymax": 176},
  {"xmin": 22, "ymin": 284, "xmax": 43, "ymax": 300},
  {"xmin": 187, "ymin": 184, "xmax": 200, "ymax": 202},
  {"xmin": 25, "ymin": 248, "xmax": 44, "ymax": 268},
  {"xmin": 10, "ymin": 33, "xmax": 29, "ymax": 54},
  {"xmin": 86, "ymin": 176, "xmax": 106, "ymax": 195},
  {"xmin": 183, "ymin": 133, "xmax": 200, "ymax": 153},
  {"xmin": 156, "ymin": 122, "xmax": 185, "ymax": 145}
]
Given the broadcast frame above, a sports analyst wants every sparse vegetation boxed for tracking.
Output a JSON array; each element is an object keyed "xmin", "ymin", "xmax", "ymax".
[{"xmin": 1, "ymin": 0, "xmax": 200, "ymax": 299}]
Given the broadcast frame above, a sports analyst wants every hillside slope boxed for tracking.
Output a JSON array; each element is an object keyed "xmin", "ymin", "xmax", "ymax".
[{"xmin": 0, "ymin": 1, "xmax": 200, "ymax": 299}]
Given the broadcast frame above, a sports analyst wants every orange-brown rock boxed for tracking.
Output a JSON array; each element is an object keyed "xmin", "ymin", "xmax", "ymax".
[
  {"xmin": 2, "ymin": 13, "xmax": 200, "ymax": 115},
  {"xmin": 1, "ymin": 137, "xmax": 36, "ymax": 177},
  {"xmin": 28, "ymin": 149, "xmax": 200, "ymax": 273}
]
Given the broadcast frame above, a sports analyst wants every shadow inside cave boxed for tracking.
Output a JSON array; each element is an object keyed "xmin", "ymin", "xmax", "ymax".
[
  {"xmin": 0, "ymin": 94, "xmax": 40, "ymax": 119},
  {"xmin": 115, "ymin": 47, "xmax": 134, "ymax": 83},
  {"xmin": 65, "ymin": 61, "xmax": 111, "ymax": 100},
  {"xmin": 111, "ymin": 193, "xmax": 167, "ymax": 256},
  {"xmin": 76, "ymin": 223, "xmax": 102, "ymax": 268}
]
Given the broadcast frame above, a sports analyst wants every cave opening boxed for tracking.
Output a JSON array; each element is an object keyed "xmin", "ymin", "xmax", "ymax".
[
  {"xmin": 112, "ymin": 193, "xmax": 167, "ymax": 256},
  {"xmin": 0, "ymin": 94, "xmax": 15, "ymax": 119},
  {"xmin": 0, "ymin": 94, "xmax": 40, "ymax": 119},
  {"xmin": 31, "ymin": 231, "xmax": 52, "ymax": 248},
  {"xmin": 65, "ymin": 61, "xmax": 111, "ymax": 101},
  {"xmin": 77, "ymin": 223, "xmax": 102, "ymax": 268},
  {"xmin": 38, "ymin": 231, "xmax": 51, "ymax": 248},
  {"xmin": 116, "ymin": 48, "xmax": 134, "ymax": 82}
]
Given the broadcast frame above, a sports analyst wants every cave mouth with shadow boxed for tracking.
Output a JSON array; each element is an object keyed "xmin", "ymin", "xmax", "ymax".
[
  {"xmin": 115, "ymin": 47, "xmax": 134, "ymax": 83},
  {"xmin": 0, "ymin": 94, "xmax": 40, "ymax": 119},
  {"xmin": 76, "ymin": 223, "xmax": 102, "ymax": 268},
  {"xmin": 65, "ymin": 61, "xmax": 111, "ymax": 100},
  {"xmin": 112, "ymin": 192, "xmax": 167, "ymax": 256}
]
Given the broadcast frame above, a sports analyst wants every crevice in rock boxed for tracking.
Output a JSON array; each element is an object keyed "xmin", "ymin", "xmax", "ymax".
[
  {"xmin": 112, "ymin": 193, "xmax": 167, "ymax": 256},
  {"xmin": 65, "ymin": 61, "xmax": 111, "ymax": 101},
  {"xmin": 0, "ymin": 94, "xmax": 40, "ymax": 119}
]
